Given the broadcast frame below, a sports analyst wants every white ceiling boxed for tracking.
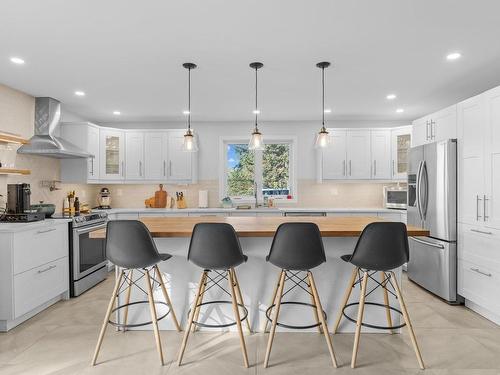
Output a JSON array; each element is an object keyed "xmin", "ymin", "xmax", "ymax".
[{"xmin": 1, "ymin": 0, "xmax": 500, "ymax": 124}]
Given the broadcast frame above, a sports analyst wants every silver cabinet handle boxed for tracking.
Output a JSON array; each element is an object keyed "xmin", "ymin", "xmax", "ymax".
[
  {"xmin": 373, "ymin": 160, "xmax": 377, "ymax": 176},
  {"xmin": 163, "ymin": 160, "xmax": 166, "ymax": 176},
  {"xmin": 139, "ymin": 161, "xmax": 142, "ymax": 177},
  {"xmin": 484, "ymin": 195, "xmax": 489, "ymax": 221},
  {"xmin": 471, "ymin": 268, "xmax": 492, "ymax": 277},
  {"xmin": 38, "ymin": 264, "xmax": 56, "ymax": 274},
  {"xmin": 121, "ymin": 161, "xmax": 124, "ymax": 177},
  {"xmin": 342, "ymin": 160, "xmax": 346, "ymax": 176},
  {"xmin": 90, "ymin": 158, "xmax": 94, "ymax": 176},
  {"xmin": 36, "ymin": 228, "xmax": 57, "ymax": 234},
  {"xmin": 476, "ymin": 195, "xmax": 482, "ymax": 221},
  {"xmin": 470, "ymin": 228, "xmax": 493, "ymax": 235},
  {"xmin": 349, "ymin": 160, "xmax": 352, "ymax": 176},
  {"xmin": 425, "ymin": 120, "xmax": 429, "ymax": 141},
  {"xmin": 169, "ymin": 161, "xmax": 172, "ymax": 177},
  {"xmin": 409, "ymin": 236, "xmax": 445, "ymax": 249},
  {"xmin": 392, "ymin": 160, "xmax": 395, "ymax": 177}
]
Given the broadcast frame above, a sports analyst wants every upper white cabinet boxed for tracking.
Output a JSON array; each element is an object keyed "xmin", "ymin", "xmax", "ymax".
[
  {"xmin": 60, "ymin": 122, "xmax": 100, "ymax": 183},
  {"xmin": 125, "ymin": 132, "xmax": 145, "ymax": 180},
  {"xmin": 347, "ymin": 130, "xmax": 371, "ymax": 179},
  {"xmin": 100, "ymin": 129, "xmax": 125, "ymax": 181},
  {"xmin": 144, "ymin": 132, "xmax": 166, "ymax": 180},
  {"xmin": 321, "ymin": 130, "xmax": 348, "ymax": 179},
  {"xmin": 412, "ymin": 105, "xmax": 457, "ymax": 146},
  {"xmin": 371, "ymin": 130, "xmax": 392, "ymax": 179},
  {"xmin": 167, "ymin": 131, "xmax": 192, "ymax": 181},
  {"xmin": 391, "ymin": 126, "xmax": 412, "ymax": 180}
]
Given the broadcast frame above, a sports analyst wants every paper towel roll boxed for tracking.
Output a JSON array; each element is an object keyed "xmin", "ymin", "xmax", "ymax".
[{"xmin": 198, "ymin": 190, "xmax": 208, "ymax": 208}]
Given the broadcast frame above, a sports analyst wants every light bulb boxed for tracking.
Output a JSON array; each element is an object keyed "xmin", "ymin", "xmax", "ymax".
[
  {"xmin": 249, "ymin": 131, "xmax": 264, "ymax": 151},
  {"xmin": 315, "ymin": 130, "xmax": 331, "ymax": 149},
  {"xmin": 182, "ymin": 133, "xmax": 198, "ymax": 152}
]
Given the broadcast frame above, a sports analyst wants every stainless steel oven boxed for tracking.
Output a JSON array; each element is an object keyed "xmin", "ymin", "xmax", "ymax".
[{"xmin": 70, "ymin": 212, "xmax": 108, "ymax": 296}]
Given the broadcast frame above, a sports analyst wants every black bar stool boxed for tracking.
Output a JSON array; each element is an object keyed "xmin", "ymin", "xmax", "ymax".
[
  {"xmin": 263, "ymin": 222, "xmax": 338, "ymax": 368},
  {"xmin": 91, "ymin": 220, "xmax": 180, "ymax": 366},
  {"xmin": 177, "ymin": 223, "xmax": 251, "ymax": 368},
  {"xmin": 333, "ymin": 222, "xmax": 425, "ymax": 369}
]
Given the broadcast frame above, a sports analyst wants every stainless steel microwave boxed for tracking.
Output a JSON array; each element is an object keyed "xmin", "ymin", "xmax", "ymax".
[{"xmin": 384, "ymin": 187, "xmax": 407, "ymax": 209}]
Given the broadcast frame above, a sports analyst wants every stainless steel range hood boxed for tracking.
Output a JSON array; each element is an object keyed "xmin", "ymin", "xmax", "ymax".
[{"xmin": 17, "ymin": 97, "xmax": 93, "ymax": 159}]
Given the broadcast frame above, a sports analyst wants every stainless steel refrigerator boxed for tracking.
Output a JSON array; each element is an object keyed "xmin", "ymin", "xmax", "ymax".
[{"xmin": 407, "ymin": 139, "xmax": 461, "ymax": 303}]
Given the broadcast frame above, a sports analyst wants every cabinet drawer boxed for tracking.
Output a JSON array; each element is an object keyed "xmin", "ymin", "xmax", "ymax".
[
  {"xmin": 458, "ymin": 223, "xmax": 500, "ymax": 267},
  {"xmin": 14, "ymin": 257, "xmax": 68, "ymax": 318},
  {"xmin": 458, "ymin": 258, "xmax": 500, "ymax": 314},
  {"xmin": 13, "ymin": 224, "xmax": 68, "ymax": 275}
]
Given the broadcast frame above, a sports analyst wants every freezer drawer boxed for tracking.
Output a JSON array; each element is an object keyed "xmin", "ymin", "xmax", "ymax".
[{"xmin": 407, "ymin": 236, "xmax": 457, "ymax": 302}]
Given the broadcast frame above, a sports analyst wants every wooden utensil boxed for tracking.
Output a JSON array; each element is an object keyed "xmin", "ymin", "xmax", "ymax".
[{"xmin": 155, "ymin": 184, "xmax": 167, "ymax": 208}]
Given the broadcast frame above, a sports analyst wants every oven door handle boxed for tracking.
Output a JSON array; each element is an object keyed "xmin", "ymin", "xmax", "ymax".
[{"xmin": 74, "ymin": 222, "xmax": 108, "ymax": 235}]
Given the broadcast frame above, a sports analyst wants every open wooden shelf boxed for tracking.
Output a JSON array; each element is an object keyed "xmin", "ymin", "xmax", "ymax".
[
  {"xmin": 0, "ymin": 168, "xmax": 31, "ymax": 175},
  {"xmin": 0, "ymin": 133, "xmax": 29, "ymax": 145}
]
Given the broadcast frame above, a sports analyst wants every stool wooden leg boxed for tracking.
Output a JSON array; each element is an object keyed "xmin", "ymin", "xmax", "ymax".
[
  {"xmin": 264, "ymin": 271, "xmax": 283, "ymax": 333},
  {"xmin": 351, "ymin": 271, "xmax": 368, "ymax": 369},
  {"xmin": 389, "ymin": 271, "xmax": 425, "ymax": 370},
  {"xmin": 145, "ymin": 269, "xmax": 164, "ymax": 365},
  {"xmin": 263, "ymin": 270, "xmax": 286, "ymax": 368},
  {"xmin": 231, "ymin": 268, "xmax": 252, "ymax": 333},
  {"xmin": 191, "ymin": 273, "xmax": 206, "ymax": 333},
  {"xmin": 91, "ymin": 270, "xmax": 124, "ymax": 366},
  {"xmin": 177, "ymin": 271, "xmax": 207, "ymax": 366},
  {"xmin": 154, "ymin": 265, "xmax": 181, "ymax": 332},
  {"xmin": 308, "ymin": 272, "xmax": 338, "ymax": 368},
  {"xmin": 307, "ymin": 278, "xmax": 323, "ymax": 334},
  {"xmin": 333, "ymin": 267, "xmax": 358, "ymax": 333},
  {"xmin": 228, "ymin": 268, "xmax": 250, "ymax": 368},
  {"xmin": 381, "ymin": 271, "xmax": 394, "ymax": 334},
  {"xmin": 122, "ymin": 269, "xmax": 133, "ymax": 332}
]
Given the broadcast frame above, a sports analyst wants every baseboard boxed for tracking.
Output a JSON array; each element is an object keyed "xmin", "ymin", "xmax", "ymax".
[{"xmin": 465, "ymin": 299, "xmax": 500, "ymax": 326}]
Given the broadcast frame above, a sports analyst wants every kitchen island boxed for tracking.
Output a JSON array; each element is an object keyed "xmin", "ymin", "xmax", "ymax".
[{"xmin": 106, "ymin": 216, "xmax": 428, "ymax": 333}]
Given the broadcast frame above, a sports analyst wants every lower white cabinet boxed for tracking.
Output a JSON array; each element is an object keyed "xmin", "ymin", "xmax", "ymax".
[{"xmin": 0, "ymin": 222, "xmax": 69, "ymax": 331}]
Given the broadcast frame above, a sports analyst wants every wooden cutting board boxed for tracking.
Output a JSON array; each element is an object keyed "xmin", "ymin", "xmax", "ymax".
[{"xmin": 154, "ymin": 184, "xmax": 167, "ymax": 208}]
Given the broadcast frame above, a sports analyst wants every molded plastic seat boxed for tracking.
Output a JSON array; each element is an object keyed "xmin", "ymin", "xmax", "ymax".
[
  {"xmin": 188, "ymin": 223, "xmax": 247, "ymax": 270},
  {"xmin": 267, "ymin": 222, "xmax": 326, "ymax": 271},
  {"xmin": 106, "ymin": 220, "xmax": 170, "ymax": 269},
  {"xmin": 341, "ymin": 222, "xmax": 409, "ymax": 271}
]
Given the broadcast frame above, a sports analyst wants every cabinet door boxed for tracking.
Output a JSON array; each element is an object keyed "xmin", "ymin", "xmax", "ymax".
[
  {"xmin": 391, "ymin": 126, "xmax": 412, "ymax": 180},
  {"xmin": 322, "ymin": 130, "xmax": 347, "ymax": 179},
  {"xmin": 411, "ymin": 117, "xmax": 429, "ymax": 147},
  {"xmin": 458, "ymin": 96, "xmax": 485, "ymax": 224},
  {"xmin": 370, "ymin": 130, "xmax": 391, "ymax": 179},
  {"xmin": 144, "ymin": 132, "xmax": 166, "ymax": 180},
  {"xmin": 87, "ymin": 126, "xmax": 99, "ymax": 180},
  {"xmin": 432, "ymin": 105, "xmax": 457, "ymax": 142},
  {"xmin": 347, "ymin": 130, "xmax": 371, "ymax": 179},
  {"xmin": 166, "ymin": 132, "xmax": 192, "ymax": 181},
  {"xmin": 485, "ymin": 87, "xmax": 500, "ymax": 230},
  {"xmin": 100, "ymin": 129, "xmax": 124, "ymax": 180},
  {"xmin": 125, "ymin": 132, "xmax": 144, "ymax": 180}
]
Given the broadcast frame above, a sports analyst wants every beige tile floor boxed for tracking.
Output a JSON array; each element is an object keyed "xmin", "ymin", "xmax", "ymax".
[{"xmin": 1, "ymin": 273, "xmax": 500, "ymax": 375}]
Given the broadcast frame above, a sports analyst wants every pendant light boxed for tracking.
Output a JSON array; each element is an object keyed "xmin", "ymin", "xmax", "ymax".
[
  {"xmin": 248, "ymin": 62, "xmax": 264, "ymax": 151},
  {"xmin": 315, "ymin": 61, "xmax": 331, "ymax": 148},
  {"xmin": 181, "ymin": 62, "xmax": 198, "ymax": 152}
]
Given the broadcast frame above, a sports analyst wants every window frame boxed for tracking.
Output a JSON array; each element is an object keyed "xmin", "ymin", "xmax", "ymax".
[{"xmin": 219, "ymin": 135, "xmax": 298, "ymax": 204}]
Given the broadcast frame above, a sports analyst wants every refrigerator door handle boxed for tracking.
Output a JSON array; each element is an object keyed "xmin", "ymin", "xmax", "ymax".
[
  {"xmin": 416, "ymin": 160, "xmax": 424, "ymax": 222},
  {"xmin": 409, "ymin": 236, "xmax": 445, "ymax": 249},
  {"xmin": 421, "ymin": 160, "xmax": 429, "ymax": 220}
]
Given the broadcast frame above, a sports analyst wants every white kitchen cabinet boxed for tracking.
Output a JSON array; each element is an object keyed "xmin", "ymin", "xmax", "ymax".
[
  {"xmin": 321, "ymin": 130, "xmax": 347, "ymax": 179},
  {"xmin": 125, "ymin": 132, "xmax": 145, "ymax": 180},
  {"xmin": 346, "ymin": 130, "xmax": 371, "ymax": 179},
  {"xmin": 411, "ymin": 117, "xmax": 428, "ymax": 147},
  {"xmin": 100, "ymin": 128, "xmax": 125, "ymax": 180},
  {"xmin": 412, "ymin": 105, "xmax": 457, "ymax": 147},
  {"xmin": 0, "ymin": 222, "xmax": 69, "ymax": 331},
  {"xmin": 144, "ymin": 132, "xmax": 166, "ymax": 180},
  {"xmin": 370, "ymin": 130, "xmax": 391, "ymax": 179},
  {"xmin": 391, "ymin": 126, "xmax": 412, "ymax": 180},
  {"xmin": 60, "ymin": 122, "xmax": 100, "ymax": 183},
  {"xmin": 167, "ymin": 131, "xmax": 192, "ymax": 182}
]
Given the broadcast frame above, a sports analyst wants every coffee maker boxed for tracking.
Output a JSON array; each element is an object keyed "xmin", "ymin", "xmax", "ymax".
[
  {"xmin": 2, "ymin": 183, "xmax": 44, "ymax": 222},
  {"xmin": 96, "ymin": 187, "xmax": 112, "ymax": 209}
]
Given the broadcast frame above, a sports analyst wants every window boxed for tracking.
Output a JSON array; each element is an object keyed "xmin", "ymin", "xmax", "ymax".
[{"xmin": 220, "ymin": 137, "xmax": 296, "ymax": 202}]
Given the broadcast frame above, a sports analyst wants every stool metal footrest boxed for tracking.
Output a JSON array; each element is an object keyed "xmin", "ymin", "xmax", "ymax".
[
  {"xmin": 265, "ymin": 301, "xmax": 327, "ymax": 330},
  {"xmin": 342, "ymin": 301, "xmax": 406, "ymax": 330},
  {"xmin": 109, "ymin": 300, "xmax": 170, "ymax": 328},
  {"xmin": 189, "ymin": 300, "xmax": 249, "ymax": 329}
]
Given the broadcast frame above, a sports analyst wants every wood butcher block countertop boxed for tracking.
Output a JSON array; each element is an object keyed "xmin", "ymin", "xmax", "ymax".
[{"xmin": 92, "ymin": 216, "xmax": 429, "ymax": 238}]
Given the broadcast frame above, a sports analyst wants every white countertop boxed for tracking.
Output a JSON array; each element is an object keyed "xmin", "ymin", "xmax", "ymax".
[
  {"xmin": 0, "ymin": 218, "xmax": 72, "ymax": 233},
  {"xmin": 98, "ymin": 207, "xmax": 407, "ymax": 214}
]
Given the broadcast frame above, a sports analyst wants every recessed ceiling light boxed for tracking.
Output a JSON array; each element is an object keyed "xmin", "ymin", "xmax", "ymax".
[
  {"xmin": 446, "ymin": 52, "xmax": 461, "ymax": 61},
  {"xmin": 324, "ymin": 109, "xmax": 332, "ymax": 113},
  {"xmin": 10, "ymin": 57, "xmax": 25, "ymax": 65},
  {"xmin": 113, "ymin": 111, "xmax": 121, "ymax": 115},
  {"xmin": 74, "ymin": 91, "xmax": 85, "ymax": 96},
  {"xmin": 396, "ymin": 108, "xmax": 404, "ymax": 113},
  {"xmin": 253, "ymin": 109, "xmax": 260, "ymax": 114},
  {"xmin": 386, "ymin": 94, "xmax": 397, "ymax": 100},
  {"xmin": 182, "ymin": 110, "xmax": 190, "ymax": 115}
]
